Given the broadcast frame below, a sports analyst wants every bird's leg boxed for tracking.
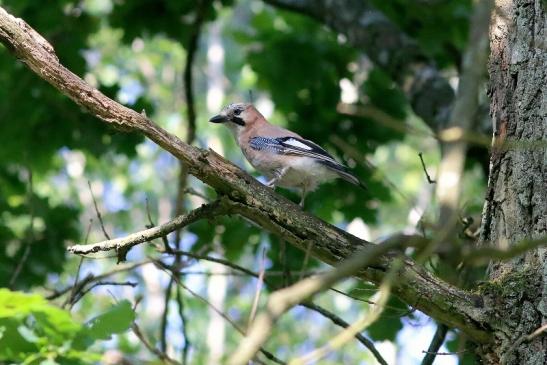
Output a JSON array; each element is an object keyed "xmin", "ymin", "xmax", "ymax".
[
  {"xmin": 265, "ymin": 167, "xmax": 288, "ymax": 188},
  {"xmin": 299, "ymin": 186, "xmax": 308, "ymax": 208}
]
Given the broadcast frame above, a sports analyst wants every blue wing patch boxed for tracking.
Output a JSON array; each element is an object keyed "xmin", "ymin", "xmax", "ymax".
[{"xmin": 249, "ymin": 137, "xmax": 285, "ymax": 153}]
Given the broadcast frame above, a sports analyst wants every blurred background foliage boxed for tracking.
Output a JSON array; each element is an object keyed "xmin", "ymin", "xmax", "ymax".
[{"xmin": 0, "ymin": 0, "xmax": 488, "ymax": 364}]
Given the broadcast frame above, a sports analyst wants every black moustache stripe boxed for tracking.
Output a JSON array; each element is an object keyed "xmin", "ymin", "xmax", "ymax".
[{"xmin": 232, "ymin": 116, "xmax": 245, "ymax": 126}]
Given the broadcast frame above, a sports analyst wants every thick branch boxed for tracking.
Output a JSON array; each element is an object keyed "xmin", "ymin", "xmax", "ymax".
[
  {"xmin": 0, "ymin": 6, "xmax": 491, "ymax": 343},
  {"xmin": 263, "ymin": 0, "xmax": 455, "ymax": 131}
]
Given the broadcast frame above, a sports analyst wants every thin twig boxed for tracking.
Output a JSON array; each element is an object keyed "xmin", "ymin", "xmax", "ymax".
[
  {"xmin": 146, "ymin": 196, "xmax": 171, "ymax": 251},
  {"xmin": 248, "ymin": 248, "xmax": 267, "ymax": 330},
  {"xmin": 418, "ymin": 152, "xmax": 436, "ymax": 184},
  {"xmin": 300, "ymin": 302, "xmax": 388, "ymax": 365},
  {"xmin": 165, "ymin": 249, "xmax": 258, "ymax": 277},
  {"xmin": 132, "ymin": 321, "xmax": 182, "ymax": 365},
  {"xmin": 164, "ymin": 247, "xmax": 392, "ymax": 364},
  {"xmin": 47, "ymin": 260, "xmax": 151, "ymax": 300},
  {"xmin": 176, "ymin": 285, "xmax": 191, "ymax": 365},
  {"xmin": 421, "ymin": 350, "xmax": 467, "ymax": 355},
  {"xmin": 421, "ymin": 324, "xmax": 449, "ymax": 365},
  {"xmin": 462, "ymin": 236, "xmax": 547, "ymax": 265},
  {"xmin": 154, "ymin": 261, "xmax": 286, "ymax": 365},
  {"xmin": 228, "ymin": 239, "xmax": 407, "ymax": 365},
  {"xmin": 290, "ymin": 259, "xmax": 402, "ymax": 365},
  {"xmin": 279, "ymin": 240, "xmax": 292, "ymax": 286},
  {"xmin": 299, "ymin": 240, "xmax": 313, "ymax": 281},
  {"xmin": 9, "ymin": 168, "xmax": 34, "ymax": 288},
  {"xmin": 65, "ymin": 220, "xmax": 93, "ymax": 309},
  {"xmin": 159, "ymin": 277, "xmax": 174, "ymax": 353},
  {"xmin": 88, "ymin": 180, "xmax": 111, "ymax": 240},
  {"xmin": 67, "ymin": 200, "xmax": 231, "ymax": 254},
  {"xmin": 71, "ymin": 281, "xmax": 137, "ymax": 305}
]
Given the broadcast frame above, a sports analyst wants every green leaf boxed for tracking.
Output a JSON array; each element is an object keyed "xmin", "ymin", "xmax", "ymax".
[{"xmin": 81, "ymin": 300, "xmax": 135, "ymax": 341}]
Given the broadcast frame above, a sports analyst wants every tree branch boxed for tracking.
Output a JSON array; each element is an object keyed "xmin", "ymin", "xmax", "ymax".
[
  {"xmin": 263, "ymin": 0, "xmax": 455, "ymax": 131},
  {"xmin": 421, "ymin": 324, "xmax": 449, "ymax": 365},
  {"xmin": 0, "ymin": 6, "xmax": 491, "ymax": 343},
  {"xmin": 228, "ymin": 240, "xmax": 403, "ymax": 365},
  {"xmin": 67, "ymin": 200, "xmax": 230, "ymax": 254}
]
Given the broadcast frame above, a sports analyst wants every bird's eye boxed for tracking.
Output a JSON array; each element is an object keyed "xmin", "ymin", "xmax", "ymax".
[{"xmin": 234, "ymin": 108, "xmax": 242, "ymax": 116}]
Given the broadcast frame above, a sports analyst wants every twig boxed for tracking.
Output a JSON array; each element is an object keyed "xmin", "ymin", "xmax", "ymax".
[
  {"xmin": 159, "ymin": 277, "xmax": 174, "ymax": 353},
  {"xmin": 421, "ymin": 350, "xmax": 467, "ymax": 355},
  {"xmin": 170, "ymin": 3, "xmax": 208, "ymax": 352},
  {"xmin": 248, "ymin": 248, "xmax": 267, "ymax": 330},
  {"xmin": 71, "ymin": 281, "xmax": 137, "ymax": 305},
  {"xmin": 9, "ymin": 168, "xmax": 34, "ymax": 288},
  {"xmin": 183, "ymin": 187, "xmax": 209, "ymax": 201},
  {"xmin": 64, "ymin": 220, "xmax": 93, "ymax": 309},
  {"xmin": 68, "ymin": 200, "xmax": 230, "ymax": 254},
  {"xmin": 279, "ymin": 240, "xmax": 292, "ymax": 287},
  {"xmin": 47, "ymin": 260, "xmax": 151, "ymax": 300},
  {"xmin": 146, "ymin": 196, "xmax": 171, "ymax": 252},
  {"xmin": 525, "ymin": 323, "xmax": 547, "ymax": 341},
  {"xmin": 165, "ymin": 249, "xmax": 258, "ymax": 277},
  {"xmin": 176, "ymin": 285, "xmax": 191, "ymax": 365},
  {"xmin": 299, "ymin": 240, "xmax": 313, "ymax": 281},
  {"xmin": 165, "ymin": 247, "xmax": 392, "ymax": 365},
  {"xmin": 290, "ymin": 259, "xmax": 402, "ymax": 365},
  {"xmin": 300, "ymin": 302, "xmax": 388, "ymax": 365},
  {"xmin": 228, "ymin": 239, "xmax": 406, "ymax": 365},
  {"xmin": 418, "ymin": 152, "xmax": 436, "ymax": 184},
  {"xmin": 88, "ymin": 180, "xmax": 111, "ymax": 240},
  {"xmin": 155, "ymin": 261, "xmax": 286, "ymax": 365},
  {"xmin": 421, "ymin": 324, "xmax": 449, "ymax": 365},
  {"xmin": 462, "ymin": 236, "xmax": 547, "ymax": 265},
  {"xmin": 132, "ymin": 321, "xmax": 182, "ymax": 365}
]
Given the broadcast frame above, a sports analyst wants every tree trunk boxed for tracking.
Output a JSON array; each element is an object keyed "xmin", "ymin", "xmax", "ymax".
[{"xmin": 480, "ymin": 0, "xmax": 546, "ymax": 363}]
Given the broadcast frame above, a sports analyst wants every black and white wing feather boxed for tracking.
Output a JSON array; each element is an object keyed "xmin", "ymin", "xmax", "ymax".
[{"xmin": 249, "ymin": 136, "xmax": 364, "ymax": 187}]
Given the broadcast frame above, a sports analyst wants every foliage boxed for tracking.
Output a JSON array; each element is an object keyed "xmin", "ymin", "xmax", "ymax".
[
  {"xmin": 0, "ymin": 289, "xmax": 135, "ymax": 364},
  {"xmin": 0, "ymin": 0, "xmax": 489, "ymax": 363}
]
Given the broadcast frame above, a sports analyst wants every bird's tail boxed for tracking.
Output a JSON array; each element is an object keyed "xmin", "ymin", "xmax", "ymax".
[
  {"xmin": 320, "ymin": 161, "xmax": 367, "ymax": 190},
  {"xmin": 337, "ymin": 169, "xmax": 367, "ymax": 190}
]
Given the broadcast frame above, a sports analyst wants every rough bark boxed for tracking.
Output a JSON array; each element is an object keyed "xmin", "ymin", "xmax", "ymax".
[
  {"xmin": 0, "ymin": 6, "xmax": 492, "ymax": 343},
  {"xmin": 480, "ymin": 0, "xmax": 547, "ymax": 363}
]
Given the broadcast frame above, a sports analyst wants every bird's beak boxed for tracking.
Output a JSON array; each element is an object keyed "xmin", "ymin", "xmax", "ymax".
[{"xmin": 209, "ymin": 114, "xmax": 227, "ymax": 123}]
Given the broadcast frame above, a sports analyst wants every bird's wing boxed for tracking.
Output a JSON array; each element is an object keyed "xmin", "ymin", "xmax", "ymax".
[
  {"xmin": 249, "ymin": 136, "xmax": 335, "ymax": 161},
  {"xmin": 249, "ymin": 136, "xmax": 364, "ymax": 188}
]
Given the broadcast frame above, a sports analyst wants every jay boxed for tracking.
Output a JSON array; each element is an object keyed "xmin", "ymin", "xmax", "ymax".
[{"xmin": 209, "ymin": 103, "xmax": 365, "ymax": 206}]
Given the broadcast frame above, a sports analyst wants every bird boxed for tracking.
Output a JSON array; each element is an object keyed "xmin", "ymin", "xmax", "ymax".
[{"xmin": 209, "ymin": 103, "xmax": 365, "ymax": 207}]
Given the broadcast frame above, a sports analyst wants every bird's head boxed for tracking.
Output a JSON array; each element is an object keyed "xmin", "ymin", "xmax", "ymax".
[{"xmin": 209, "ymin": 103, "xmax": 262, "ymax": 132}]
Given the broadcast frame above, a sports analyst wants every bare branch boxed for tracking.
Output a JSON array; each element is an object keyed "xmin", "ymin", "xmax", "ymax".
[
  {"xmin": 88, "ymin": 180, "xmax": 111, "ymax": 240},
  {"xmin": 175, "ymin": 285, "xmax": 191, "ymax": 365},
  {"xmin": 418, "ymin": 152, "xmax": 436, "ymax": 184},
  {"xmin": 248, "ymin": 248, "xmax": 267, "ymax": 330},
  {"xmin": 9, "ymin": 168, "xmax": 34, "ymax": 288},
  {"xmin": 421, "ymin": 324, "xmax": 449, "ymax": 365},
  {"xmin": 154, "ymin": 261, "xmax": 286, "ymax": 365},
  {"xmin": 300, "ymin": 302, "xmax": 388, "ymax": 365},
  {"xmin": 71, "ymin": 281, "xmax": 137, "ymax": 305},
  {"xmin": 132, "ymin": 321, "xmax": 182, "ymax": 365},
  {"xmin": 67, "ymin": 199, "xmax": 230, "ymax": 255},
  {"xmin": 228, "ymin": 239, "xmax": 405, "ymax": 365},
  {"xmin": 165, "ymin": 249, "xmax": 389, "ymax": 364},
  {"xmin": 462, "ymin": 236, "xmax": 547, "ymax": 265}
]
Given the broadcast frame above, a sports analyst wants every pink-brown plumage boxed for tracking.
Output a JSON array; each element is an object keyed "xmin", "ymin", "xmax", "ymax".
[{"xmin": 209, "ymin": 103, "xmax": 363, "ymax": 206}]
